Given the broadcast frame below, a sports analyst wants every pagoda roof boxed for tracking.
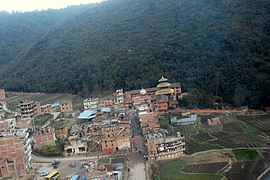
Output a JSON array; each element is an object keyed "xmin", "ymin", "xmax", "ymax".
[
  {"xmin": 158, "ymin": 76, "xmax": 168, "ymax": 82},
  {"xmin": 157, "ymin": 82, "xmax": 171, "ymax": 88},
  {"xmin": 155, "ymin": 88, "xmax": 174, "ymax": 95}
]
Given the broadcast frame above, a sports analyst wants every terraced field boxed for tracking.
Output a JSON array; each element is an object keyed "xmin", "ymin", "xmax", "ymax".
[
  {"xmin": 160, "ymin": 113, "xmax": 270, "ymax": 155},
  {"xmin": 173, "ymin": 124, "xmax": 197, "ymax": 137},
  {"xmin": 222, "ymin": 121, "xmax": 245, "ymax": 132},
  {"xmin": 185, "ymin": 138, "xmax": 222, "ymax": 155},
  {"xmin": 157, "ymin": 113, "xmax": 270, "ymax": 180},
  {"xmin": 259, "ymin": 149, "xmax": 270, "ymax": 159},
  {"xmin": 155, "ymin": 160, "xmax": 224, "ymax": 180},
  {"xmin": 209, "ymin": 132, "xmax": 270, "ymax": 148},
  {"xmin": 224, "ymin": 160, "xmax": 270, "ymax": 180},
  {"xmin": 183, "ymin": 162, "xmax": 227, "ymax": 174},
  {"xmin": 237, "ymin": 115, "xmax": 270, "ymax": 136},
  {"xmin": 192, "ymin": 133, "xmax": 215, "ymax": 142}
]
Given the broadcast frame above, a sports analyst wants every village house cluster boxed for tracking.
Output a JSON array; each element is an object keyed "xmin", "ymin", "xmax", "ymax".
[
  {"xmin": 124, "ymin": 76, "xmax": 185, "ymax": 160},
  {"xmin": 0, "ymin": 76, "xmax": 190, "ymax": 178},
  {"xmin": 0, "ymin": 95, "xmax": 72, "ymax": 177}
]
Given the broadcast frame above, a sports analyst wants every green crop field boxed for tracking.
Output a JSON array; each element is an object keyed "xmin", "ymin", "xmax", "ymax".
[
  {"xmin": 185, "ymin": 138, "xmax": 222, "ymax": 154},
  {"xmin": 232, "ymin": 149, "xmax": 262, "ymax": 161},
  {"xmin": 155, "ymin": 160, "xmax": 223, "ymax": 180}
]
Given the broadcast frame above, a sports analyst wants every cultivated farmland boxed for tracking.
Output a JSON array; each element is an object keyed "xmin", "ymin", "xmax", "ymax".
[
  {"xmin": 159, "ymin": 113, "xmax": 270, "ymax": 155},
  {"xmin": 224, "ymin": 160, "xmax": 270, "ymax": 180},
  {"xmin": 237, "ymin": 115, "xmax": 270, "ymax": 136},
  {"xmin": 209, "ymin": 132, "xmax": 270, "ymax": 149},
  {"xmin": 183, "ymin": 162, "xmax": 227, "ymax": 174},
  {"xmin": 155, "ymin": 159, "xmax": 224, "ymax": 180},
  {"xmin": 185, "ymin": 138, "xmax": 222, "ymax": 155},
  {"xmin": 192, "ymin": 133, "xmax": 215, "ymax": 142}
]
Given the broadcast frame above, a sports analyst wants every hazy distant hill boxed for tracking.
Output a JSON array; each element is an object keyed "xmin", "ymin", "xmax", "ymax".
[
  {"xmin": 0, "ymin": 0, "xmax": 269, "ymax": 108},
  {"xmin": 0, "ymin": 4, "xmax": 96, "ymax": 69}
]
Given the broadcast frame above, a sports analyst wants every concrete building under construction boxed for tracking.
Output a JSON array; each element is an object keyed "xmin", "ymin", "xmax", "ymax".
[{"xmin": 0, "ymin": 128, "xmax": 33, "ymax": 178}]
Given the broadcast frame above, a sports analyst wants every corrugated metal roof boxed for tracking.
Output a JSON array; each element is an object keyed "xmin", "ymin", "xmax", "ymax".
[
  {"xmin": 78, "ymin": 110, "xmax": 97, "ymax": 120},
  {"xmin": 101, "ymin": 107, "xmax": 111, "ymax": 113}
]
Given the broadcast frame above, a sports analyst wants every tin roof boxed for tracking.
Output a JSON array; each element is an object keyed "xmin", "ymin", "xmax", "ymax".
[{"xmin": 78, "ymin": 110, "xmax": 97, "ymax": 120}]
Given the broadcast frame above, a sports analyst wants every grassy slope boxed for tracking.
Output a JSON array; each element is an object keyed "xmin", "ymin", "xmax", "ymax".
[
  {"xmin": 155, "ymin": 160, "xmax": 223, "ymax": 180},
  {"xmin": 32, "ymin": 114, "xmax": 53, "ymax": 127},
  {"xmin": 232, "ymin": 149, "xmax": 262, "ymax": 161},
  {"xmin": 5, "ymin": 92, "xmax": 83, "ymax": 111}
]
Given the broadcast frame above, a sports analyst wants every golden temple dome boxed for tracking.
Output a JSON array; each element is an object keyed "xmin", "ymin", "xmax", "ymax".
[
  {"xmin": 155, "ymin": 88, "xmax": 174, "ymax": 95},
  {"xmin": 157, "ymin": 82, "xmax": 171, "ymax": 88}
]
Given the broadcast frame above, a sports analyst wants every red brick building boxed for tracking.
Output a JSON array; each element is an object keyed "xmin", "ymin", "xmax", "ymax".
[
  {"xmin": 0, "ymin": 130, "xmax": 32, "ymax": 178},
  {"xmin": 41, "ymin": 104, "xmax": 52, "ymax": 114},
  {"xmin": 0, "ymin": 89, "xmax": 6, "ymax": 100},
  {"xmin": 55, "ymin": 127, "xmax": 69, "ymax": 140},
  {"xmin": 60, "ymin": 100, "xmax": 73, "ymax": 112},
  {"xmin": 35, "ymin": 128, "xmax": 56, "ymax": 149},
  {"xmin": 101, "ymin": 126, "xmax": 131, "ymax": 153},
  {"xmin": 99, "ymin": 98, "xmax": 114, "ymax": 108},
  {"xmin": 158, "ymin": 99, "xmax": 168, "ymax": 111}
]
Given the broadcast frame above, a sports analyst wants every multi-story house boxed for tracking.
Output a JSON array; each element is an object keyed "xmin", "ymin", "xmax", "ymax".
[
  {"xmin": 116, "ymin": 89, "xmax": 124, "ymax": 104},
  {"xmin": 0, "ymin": 105, "xmax": 4, "ymax": 118},
  {"xmin": 34, "ymin": 127, "xmax": 56, "ymax": 149},
  {"xmin": 17, "ymin": 100, "xmax": 41, "ymax": 120},
  {"xmin": 84, "ymin": 123, "xmax": 102, "ymax": 138},
  {"xmin": 55, "ymin": 127, "xmax": 69, "ymax": 140},
  {"xmin": 60, "ymin": 100, "xmax": 73, "ymax": 112},
  {"xmin": 146, "ymin": 134, "xmax": 185, "ymax": 161},
  {"xmin": 84, "ymin": 98, "xmax": 99, "ymax": 110},
  {"xmin": 99, "ymin": 98, "xmax": 114, "ymax": 108},
  {"xmin": 101, "ymin": 125, "xmax": 131, "ymax": 153},
  {"xmin": 40, "ymin": 104, "xmax": 52, "ymax": 114},
  {"xmin": 64, "ymin": 139, "xmax": 87, "ymax": 155}
]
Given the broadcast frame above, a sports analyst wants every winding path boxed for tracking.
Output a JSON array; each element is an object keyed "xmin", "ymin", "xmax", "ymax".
[{"xmin": 0, "ymin": 101, "xmax": 13, "ymax": 113}]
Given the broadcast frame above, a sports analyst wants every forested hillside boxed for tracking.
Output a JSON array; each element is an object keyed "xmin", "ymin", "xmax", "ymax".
[
  {"xmin": 0, "ymin": 4, "xmax": 96, "ymax": 69},
  {"xmin": 0, "ymin": 0, "xmax": 269, "ymax": 108}
]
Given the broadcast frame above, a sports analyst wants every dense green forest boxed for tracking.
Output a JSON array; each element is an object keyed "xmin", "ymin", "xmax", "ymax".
[
  {"xmin": 0, "ymin": 0, "xmax": 269, "ymax": 109},
  {"xmin": 0, "ymin": 4, "xmax": 96, "ymax": 68}
]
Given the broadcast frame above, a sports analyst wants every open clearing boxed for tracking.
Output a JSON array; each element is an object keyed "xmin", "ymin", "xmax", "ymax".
[{"xmin": 5, "ymin": 92, "xmax": 83, "ymax": 111}]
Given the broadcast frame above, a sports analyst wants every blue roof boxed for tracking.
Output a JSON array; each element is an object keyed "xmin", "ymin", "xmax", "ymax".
[
  {"xmin": 101, "ymin": 107, "xmax": 111, "ymax": 113},
  {"xmin": 78, "ymin": 110, "xmax": 97, "ymax": 120}
]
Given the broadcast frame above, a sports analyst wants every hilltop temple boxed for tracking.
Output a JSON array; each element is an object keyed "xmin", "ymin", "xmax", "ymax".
[
  {"xmin": 124, "ymin": 76, "xmax": 181, "ymax": 111},
  {"xmin": 155, "ymin": 76, "xmax": 174, "ymax": 96}
]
